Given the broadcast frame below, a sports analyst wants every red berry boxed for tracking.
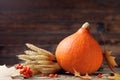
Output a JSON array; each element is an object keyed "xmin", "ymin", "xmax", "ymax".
[
  {"xmin": 54, "ymin": 74, "xmax": 58, "ymax": 77},
  {"xmin": 15, "ymin": 64, "xmax": 23, "ymax": 69},
  {"xmin": 19, "ymin": 65, "xmax": 23, "ymax": 69},
  {"xmin": 97, "ymin": 74, "xmax": 102, "ymax": 78},
  {"xmin": 15, "ymin": 64, "xmax": 20, "ymax": 69},
  {"xmin": 23, "ymin": 66, "xmax": 27, "ymax": 70},
  {"xmin": 15, "ymin": 66, "xmax": 19, "ymax": 69},
  {"xmin": 20, "ymin": 70, "xmax": 24, "ymax": 74},
  {"xmin": 28, "ymin": 70, "xmax": 32, "ymax": 75},
  {"xmin": 25, "ymin": 73, "xmax": 30, "ymax": 77},
  {"xmin": 27, "ymin": 71, "xmax": 32, "ymax": 77},
  {"xmin": 22, "ymin": 71, "xmax": 27, "ymax": 75},
  {"xmin": 41, "ymin": 74, "xmax": 46, "ymax": 77},
  {"xmin": 20, "ymin": 68, "xmax": 26, "ymax": 74},
  {"xmin": 49, "ymin": 74, "xmax": 54, "ymax": 78}
]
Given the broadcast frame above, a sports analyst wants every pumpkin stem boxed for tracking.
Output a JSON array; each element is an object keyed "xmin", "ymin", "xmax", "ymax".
[{"xmin": 81, "ymin": 22, "xmax": 90, "ymax": 29}]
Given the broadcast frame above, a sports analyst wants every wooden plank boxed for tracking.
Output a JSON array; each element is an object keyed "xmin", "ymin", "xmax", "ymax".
[
  {"xmin": 0, "ymin": 0, "xmax": 119, "ymax": 10},
  {"xmin": 101, "ymin": 45, "xmax": 120, "ymax": 56},
  {"xmin": 0, "ymin": 55, "xmax": 19, "ymax": 65},
  {"xmin": 0, "ymin": 32, "xmax": 70, "ymax": 45},
  {"xmin": 0, "ymin": 23, "xmax": 97, "ymax": 33},
  {"xmin": 0, "ymin": 32, "xmax": 120, "ymax": 45},
  {"xmin": 0, "ymin": 44, "xmax": 56, "ymax": 55},
  {"xmin": 0, "ymin": 9, "xmax": 120, "ymax": 33},
  {"xmin": 0, "ymin": 23, "xmax": 81, "ymax": 32},
  {"xmin": 0, "ymin": 9, "xmax": 119, "ymax": 24}
]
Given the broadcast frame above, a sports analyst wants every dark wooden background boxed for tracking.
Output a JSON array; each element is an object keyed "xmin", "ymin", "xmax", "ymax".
[{"xmin": 0, "ymin": 0, "xmax": 120, "ymax": 65}]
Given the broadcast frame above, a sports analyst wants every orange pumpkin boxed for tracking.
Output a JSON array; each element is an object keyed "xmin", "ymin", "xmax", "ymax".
[{"xmin": 55, "ymin": 22, "xmax": 103, "ymax": 75}]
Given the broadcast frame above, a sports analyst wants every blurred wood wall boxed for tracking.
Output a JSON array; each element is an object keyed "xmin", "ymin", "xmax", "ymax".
[{"xmin": 0, "ymin": 0, "xmax": 120, "ymax": 65}]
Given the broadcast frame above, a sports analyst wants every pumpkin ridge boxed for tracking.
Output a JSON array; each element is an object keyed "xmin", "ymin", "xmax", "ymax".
[
  {"xmin": 71, "ymin": 31, "xmax": 93, "ymax": 74},
  {"xmin": 56, "ymin": 33, "xmax": 81, "ymax": 72}
]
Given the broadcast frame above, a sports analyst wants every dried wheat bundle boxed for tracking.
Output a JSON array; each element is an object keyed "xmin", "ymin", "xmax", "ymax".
[{"xmin": 17, "ymin": 43, "xmax": 61, "ymax": 74}]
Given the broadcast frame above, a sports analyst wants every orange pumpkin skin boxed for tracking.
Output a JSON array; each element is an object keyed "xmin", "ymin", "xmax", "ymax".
[{"xmin": 55, "ymin": 23, "xmax": 103, "ymax": 75}]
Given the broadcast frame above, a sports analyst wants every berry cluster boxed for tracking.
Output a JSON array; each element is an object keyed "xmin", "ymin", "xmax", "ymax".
[{"xmin": 15, "ymin": 64, "xmax": 32, "ymax": 78}]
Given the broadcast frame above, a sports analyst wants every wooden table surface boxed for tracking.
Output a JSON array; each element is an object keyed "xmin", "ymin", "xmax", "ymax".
[{"xmin": 26, "ymin": 67, "xmax": 120, "ymax": 80}]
